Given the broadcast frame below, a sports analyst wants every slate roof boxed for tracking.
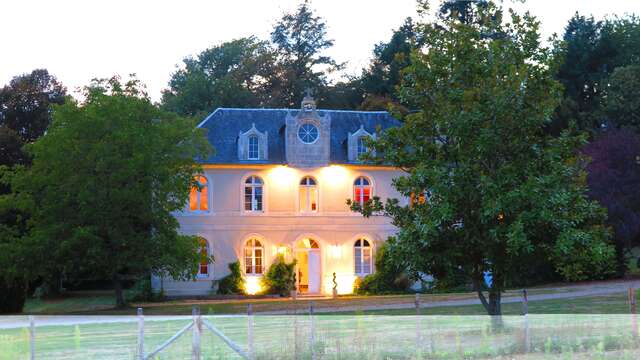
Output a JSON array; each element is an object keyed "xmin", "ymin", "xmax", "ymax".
[{"xmin": 197, "ymin": 108, "xmax": 401, "ymax": 165}]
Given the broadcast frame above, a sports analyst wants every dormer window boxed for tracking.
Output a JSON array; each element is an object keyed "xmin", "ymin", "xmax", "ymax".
[
  {"xmin": 248, "ymin": 136, "xmax": 259, "ymax": 160},
  {"xmin": 238, "ymin": 124, "xmax": 268, "ymax": 161},
  {"xmin": 357, "ymin": 136, "xmax": 368, "ymax": 158}
]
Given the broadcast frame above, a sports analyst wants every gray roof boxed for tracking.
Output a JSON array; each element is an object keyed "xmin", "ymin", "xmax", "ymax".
[{"xmin": 197, "ymin": 108, "xmax": 401, "ymax": 165}]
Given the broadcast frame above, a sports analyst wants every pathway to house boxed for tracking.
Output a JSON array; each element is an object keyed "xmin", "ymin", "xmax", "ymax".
[{"xmin": 1, "ymin": 278, "xmax": 639, "ymax": 329}]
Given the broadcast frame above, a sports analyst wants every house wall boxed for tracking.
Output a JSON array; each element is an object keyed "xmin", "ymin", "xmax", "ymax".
[{"xmin": 153, "ymin": 164, "xmax": 405, "ymax": 296}]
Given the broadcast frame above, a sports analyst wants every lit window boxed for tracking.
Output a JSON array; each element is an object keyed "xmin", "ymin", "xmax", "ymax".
[
  {"xmin": 189, "ymin": 175, "xmax": 209, "ymax": 212},
  {"xmin": 244, "ymin": 238, "xmax": 263, "ymax": 275},
  {"xmin": 354, "ymin": 239, "xmax": 372, "ymax": 275},
  {"xmin": 410, "ymin": 190, "xmax": 432, "ymax": 208},
  {"xmin": 353, "ymin": 176, "xmax": 372, "ymax": 206},
  {"xmin": 299, "ymin": 176, "xmax": 318, "ymax": 212},
  {"xmin": 248, "ymin": 136, "xmax": 259, "ymax": 160},
  {"xmin": 198, "ymin": 238, "xmax": 210, "ymax": 277},
  {"xmin": 357, "ymin": 136, "xmax": 368, "ymax": 159},
  {"xmin": 244, "ymin": 176, "xmax": 264, "ymax": 212}
]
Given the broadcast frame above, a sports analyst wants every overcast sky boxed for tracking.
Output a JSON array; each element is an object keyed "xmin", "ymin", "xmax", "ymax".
[{"xmin": 1, "ymin": 0, "xmax": 637, "ymax": 102}]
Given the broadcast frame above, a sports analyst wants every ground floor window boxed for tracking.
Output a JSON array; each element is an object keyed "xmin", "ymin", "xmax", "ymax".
[
  {"xmin": 354, "ymin": 239, "xmax": 372, "ymax": 275},
  {"xmin": 244, "ymin": 238, "xmax": 263, "ymax": 274},
  {"xmin": 198, "ymin": 238, "xmax": 210, "ymax": 277}
]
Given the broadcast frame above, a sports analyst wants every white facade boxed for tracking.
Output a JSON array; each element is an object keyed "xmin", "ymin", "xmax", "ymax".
[{"xmin": 153, "ymin": 96, "xmax": 404, "ymax": 296}]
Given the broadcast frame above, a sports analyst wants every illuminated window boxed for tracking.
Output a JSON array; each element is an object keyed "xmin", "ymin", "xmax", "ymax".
[
  {"xmin": 299, "ymin": 176, "xmax": 318, "ymax": 212},
  {"xmin": 410, "ymin": 190, "xmax": 432, "ymax": 208},
  {"xmin": 248, "ymin": 136, "xmax": 259, "ymax": 160},
  {"xmin": 353, "ymin": 176, "xmax": 372, "ymax": 206},
  {"xmin": 189, "ymin": 175, "xmax": 209, "ymax": 212},
  {"xmin": 354, "ymin": 239, "xmax": 372, "ymax": 275},
  {"xmin": 244, "ymin": 176, "xmax": 263, "ymax": 212},
  {"xmin": 244, "ymin": 238, "xmax": 263, "ymax": 275},
  {"xmin": 357, "ymin": 136, "xmax": 368, "ymax": 158},
  {"xmin": 198, "ymin": 238, "xmax": 210, "ymax": 277}
]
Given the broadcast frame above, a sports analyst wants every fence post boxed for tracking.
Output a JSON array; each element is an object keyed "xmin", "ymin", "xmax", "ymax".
[
  {"xmin": 192, "ymin": 306, "xmax": 201, "ymax": 360},
  {"xmin": 629, "ymin": 287, "xmax": 638, "ymax": 338},
  {"xmin": 29, "ymin": 315, "xmax": 35, "ymax": 360},
  {"xmin": 247, "ymin": 304, "xmax": 254, "ymax": 359},
  {"xmin": 415, "ymin": 293, "xmax": 421, "ymax": 315},
  {"xmin": 137, "ymin": 308, "xmax": 144, "ymax": 360},
  {"xmin": 310, "ymin": 302, "xmax": 316, "ymax": 360}
]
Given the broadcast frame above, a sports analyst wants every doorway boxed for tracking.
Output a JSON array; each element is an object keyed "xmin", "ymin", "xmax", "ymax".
[{"xmin": 295, "ymin": 238, "xmax": 321, "ymax": 294}]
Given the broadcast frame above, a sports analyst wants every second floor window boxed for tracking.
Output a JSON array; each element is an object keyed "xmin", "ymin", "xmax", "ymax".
[
  {"xmin": 244, "ymin": 176, "xmax": 263, "ymax": 212},
  {"xmin": 189, "ymin": 175, "xmax": 209, "ymax": 212},
  {"xmin": 354, "ymin": 176, "xmax": 372, "ymax": 206},
  {"xmin": 299, "ymin": 176, "xmax": 318, "ymax": 212},
  {"xmin": 248, "ymin": 135, "xmax": 259, "ymax": 160}
]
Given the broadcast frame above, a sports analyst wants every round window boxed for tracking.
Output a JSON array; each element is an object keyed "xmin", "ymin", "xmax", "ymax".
[{"xmin": 298, "ymin": 123, "xmax": 319, "ymax": 144}]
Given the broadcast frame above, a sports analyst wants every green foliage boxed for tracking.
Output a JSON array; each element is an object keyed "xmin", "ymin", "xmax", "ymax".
[
  {"xmin": 350, "ymin": 2, "xmax": 615, "ymax": 315},
  {"xmin": 263, "ymin": 255, "xmax": 296, "ymax": 296},
  {"xmin": 161, "ymin": 37, "xmax": 277, "ymax": 117},
  {"xmin": 355, "ymin": 242, "xmax": 410, "ymax": 295},
  {"xmin": 604, "ymin": 65, "xmax": 640, "ymax": 129},
  {"xmin": 127, "ymin": 277, "xmax": 155, "ymax": 302},
  {"xmin": 0, "ymin": 279, "xmax": 27, "ymax": 314},
  {"xmin": 8, "ymin": 76, "xmax": 212, "ymax": 307},
  {"xmin": 217, "ymin": 261, "xmax": 244, "ymax": 295}
]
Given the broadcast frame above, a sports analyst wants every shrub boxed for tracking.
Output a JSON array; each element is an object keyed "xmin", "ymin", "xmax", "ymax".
[
  {"xmin": 0, "ymin": 279, "xmax": 27, "ymax": 314},
  {"xmin": 355, "ymin": 243, "xmax": 410, "ymax": 295},
  {"xmin": 217, "ymin": 261, "xmax": 244, "ymax": 295},
  {"xmin": 127, "ymin": 277, "xmax": 154, "ymax": 302},
  {"xmin": 263, "ymin": 255, "xmax": 296, "ymax": 296}
]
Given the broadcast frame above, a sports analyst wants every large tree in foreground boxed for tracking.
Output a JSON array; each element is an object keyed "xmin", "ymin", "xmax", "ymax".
[
  {"xmin": 351, "ymin": 3, "xmax": 615, "ymax": 316},
  {"xmin": 11, "ymin": 77, "xmax": 212, "ymax": 307}
]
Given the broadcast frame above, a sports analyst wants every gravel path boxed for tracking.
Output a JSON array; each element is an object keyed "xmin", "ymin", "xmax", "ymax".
[{"xmin": 1, "ymin": 279, "xmax": 639, "ymax": 328}]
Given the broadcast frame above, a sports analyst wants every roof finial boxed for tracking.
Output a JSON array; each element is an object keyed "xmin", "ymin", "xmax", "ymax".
[{"xmin": 301, "ymin": 88, "xmax": 316, "ymax": 111}]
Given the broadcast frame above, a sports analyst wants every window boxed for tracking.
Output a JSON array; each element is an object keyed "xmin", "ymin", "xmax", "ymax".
[
  {"xmin": 248, "ymin": 136, "xmax": 259, "ymax": 160},
  {"xmin": 299, "ymin": 176, "xmax": 318, "ymax": 212},
  {"xmin": 410, "ymin": 190, "xmax": 432, "ymax": 208},
  {"xmin": 244, "ymin": 176, "xmax": 264, "ymax": 212},
  {"xmin": 189, "ymin": 175, "xmax": 209, "ymax": 212},
  {"xmin": 357, "ymin": 136, "xmax": 368, "ymax": 158},
  {"xmin": 354, "ymin": 239, "xmax": 372, "ymax": 275},
  {"xmin": 244, "ymin": 238, "xmax": 263, "ymax": 275},
  {"xmin": 353, "ymin": 176, "xmax": 372, "ymax": 206},
  {"xmin": 198, "ymin": 238, "xmax": 210, "ymax": 277},
  {"xmin": 298, "ymin": 123, "xmax": 319, "ymax": 144}
]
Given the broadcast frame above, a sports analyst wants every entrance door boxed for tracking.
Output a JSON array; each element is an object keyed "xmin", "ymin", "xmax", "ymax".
[{"xmin": 307, "ymin": 250, "xmax": 320, "ymax": 293}]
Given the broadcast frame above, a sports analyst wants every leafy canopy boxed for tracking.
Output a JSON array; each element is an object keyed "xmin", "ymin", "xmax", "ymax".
[
  {"xmin": 351, "ymin": 2, "xmax": 615, "ymax": 315},
  {"xmin": 10, "ymin": 76, "xmax": 212, "ymax": 306}
]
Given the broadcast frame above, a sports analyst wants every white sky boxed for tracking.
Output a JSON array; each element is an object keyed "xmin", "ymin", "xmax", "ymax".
[{"xmin": 1, "ymin": 0, "xmax": 638, "ymax": 102}]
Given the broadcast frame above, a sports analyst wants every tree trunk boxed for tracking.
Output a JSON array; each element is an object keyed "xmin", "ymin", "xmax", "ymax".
[{"xmin": 113, "ymin": 274, "xmax": 126, "ymax": 308}]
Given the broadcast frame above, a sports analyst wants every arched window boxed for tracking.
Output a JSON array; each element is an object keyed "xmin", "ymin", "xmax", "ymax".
[
  {"xmin": 244, "ymin": 176, "xmax": 263, "ymax": 212},
  {"xmin": 354, "ymin": 239, "xmax": 372, "ymax": 275},
  {"xmin": 198, "ymin": 238, "xmax": 210, "ymax": 277},
  {"xmin": 353, "ymin": 176, "xmax": 372, "ymax": 206},
  {"xmin": 248, "ymin": 135, "xmax": 259, "ymax": 160},
  {"xmin": 244, "ymin": 238, "xmax": 263, "ymax": 275},
  {"xmin": 299, "ymin": 176, "xmax": 318, "ymax": 212},
  {"xmin": 357, "ymin": 136, "xmax": 368, "ymax": 158},
  {"xmin": 189, "ymin": 175, "xmax": 209, "ymax": 212}
]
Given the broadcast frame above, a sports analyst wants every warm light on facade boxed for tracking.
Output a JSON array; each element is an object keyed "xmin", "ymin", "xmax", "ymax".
[
  {"xmin": 330, "ymin": 244, "xmax": 342, "ymax": 259},
  {"xmin": 320, "ymin": 165, "xmax": 348, "ymax": 186},
  {"xmin": 268, "ymin": 165, "xmax": 296, "ymax": 188},
  {"xmin": 277, "ymin": 245, "xmax": 288, "ymax": 256},
  {"xmin": 324, "ymin": 274, "xmax": 357, "ymax": 295},
  {"xmin": 244, "ymin": 276, "xmax": 262, "ymax": 295}
]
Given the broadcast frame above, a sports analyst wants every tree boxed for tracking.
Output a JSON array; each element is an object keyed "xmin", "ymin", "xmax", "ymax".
[
  {"xmin": 11, "ymin": 77, "xmax": 212, "ymax": 307},
  {"xmin": 603, "ymin": 65, "xmax": 640, "ymax": 129},
  {"xmin": 270, "ymin": 0, "xmax": 341, "ymax": 107},
  {"xmin": 0, "ymin": 69, "xmax": 65, "ymax": 313},
  {"xmin": 0, "ymin": 69, "xmax": 66, "ymax": 143},
  {"xmin": 350, "ymin": 3, "xmax": 615, "ymax": 316},
  {"xmin": 583, "ymin": 128, "xmax": 640, "ymax": 273},
  {"xmin": 358, "ymin": 17, "xmax": 423, "ymax": 110},
  {"xmin": 438, "ymin": 0, "xmax": 489, "ymax": 24},
  {"xmin": 161, "ymin": 37, "xmax": 277, "ymax": 117}
]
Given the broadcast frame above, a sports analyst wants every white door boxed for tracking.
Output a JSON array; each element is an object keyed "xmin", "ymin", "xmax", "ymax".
[{"xmin": 308, "ymin": 251, "xmax": 321, "ymax": 293}]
